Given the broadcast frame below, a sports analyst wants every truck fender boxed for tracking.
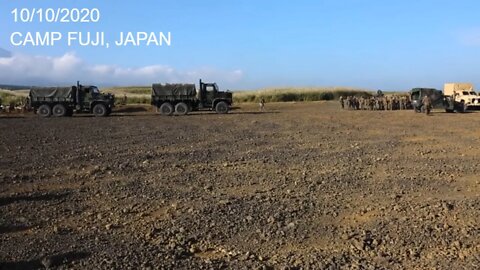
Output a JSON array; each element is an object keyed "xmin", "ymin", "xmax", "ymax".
[{"xmin": 212, "ymin": 98, "xmax": 230, "ymax": 109}]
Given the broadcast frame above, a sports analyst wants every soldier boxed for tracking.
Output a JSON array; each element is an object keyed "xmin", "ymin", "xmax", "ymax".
[
  {"xmin": 406, "ymin": 95, "xmax": 412, "ymax": 109},
  {"xmin": 339, "ymin": 96, "xmax": 345, "ymax": 109},
  {"xmin": 422, "ymin": 95, "xmax": 432, "ymax": 115},
  {"xmin": 359, "ymin": 97, "xmax": 364, "ymax": 110},
  {"xmin": 384, "ymin": 96, "xmax": 389, "ymax": 110},
  {"xmin": 259, "ymin": 97, "xmax": 265, "ymax": 112},
  {"xmin": 369, "ymin": 97, "xmax": 375, "ymax": 110},
  {"xmin": 123, "ymin": 94, "xmax": 127, "ymax": 105},
  {"xmin": 8, "ymin": 102, "xmax": 15, "ymax": 113}
]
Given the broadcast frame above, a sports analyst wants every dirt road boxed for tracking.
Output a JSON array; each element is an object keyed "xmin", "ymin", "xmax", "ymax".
[{"xmin": 1, "ymin": 102, "xmax": 479, "ymax": 269}]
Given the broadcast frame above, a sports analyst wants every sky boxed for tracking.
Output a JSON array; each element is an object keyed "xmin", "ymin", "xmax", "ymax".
[{"xmin": 1, "ymin": 0, "xmax": 480, "ymax": 90}]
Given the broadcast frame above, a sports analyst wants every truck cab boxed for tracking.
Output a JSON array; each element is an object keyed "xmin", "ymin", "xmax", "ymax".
[
  {"xmin": 76, "ymin": 83, "xmax": 115, "ymax": 115},
  {"xmin": 198, "ymin": 79, "xmax": 232, "ymax": 112}
]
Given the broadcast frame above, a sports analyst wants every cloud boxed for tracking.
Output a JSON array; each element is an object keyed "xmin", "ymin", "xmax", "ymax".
[
  {"xmin": 0, "ymin": 48, "xmax": 12, "ymax": 58},
  {"xmin": 0, "ymin": 51, "xmax": 244, "ymax": 87}
]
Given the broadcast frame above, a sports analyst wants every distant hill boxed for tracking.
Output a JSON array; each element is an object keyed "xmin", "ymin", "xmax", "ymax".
[{"xmin": 0, "ymin": 84, "xmax": 32, "ymax": 90}]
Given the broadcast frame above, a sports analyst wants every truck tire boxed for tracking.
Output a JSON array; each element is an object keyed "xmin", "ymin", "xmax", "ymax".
[
  {"xmin": 457, "ymin": 101, "xmax": 466, "ymax": 113},
  {"xmin": 175, "ymin": 102, "xmax": 189, "ymax": 115},
  {"xmin": 159, "ymin": 102, "xmax": 174, "ymax": 116},
  {"xmin": 38, "ymin": 104, "xmax": 52, "ymax": 118},
  {"xmin": 93, "ymin": 103, "xmax": 107, "ymax": 117},
  {"xmin": 215, "ymin": 101, "xmax": 229, "ymax": 114},
  {"xmin": 52, "ymin": 104, "xmax": 67, "ymax": 117}
]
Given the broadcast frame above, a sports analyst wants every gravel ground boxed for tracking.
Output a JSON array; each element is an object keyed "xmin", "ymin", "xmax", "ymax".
[{"xmin": 1, "ymin": 102, "xmax": 480, "ymax": 269}]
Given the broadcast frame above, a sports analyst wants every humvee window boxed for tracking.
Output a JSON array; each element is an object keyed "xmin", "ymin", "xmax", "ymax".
[{"xmin": 462, "ymin": 91, "xmax": 469, "ymax": 95}]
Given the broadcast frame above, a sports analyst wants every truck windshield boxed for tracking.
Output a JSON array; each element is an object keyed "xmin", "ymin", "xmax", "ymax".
[
  {"xmin": 91, "ymin": 87, "xmax": 100, "ymax": 94},
  {"xmin": 469, "ymin": 91, "xmax": 477, "ymax": 95},
  {"xmin": 462, "ymin": 91, "xmax": 469, "ymax": 95}
]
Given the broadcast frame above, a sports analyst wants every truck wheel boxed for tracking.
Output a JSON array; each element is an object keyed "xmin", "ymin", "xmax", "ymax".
[
  {"xmin": 457, "ymin": 101, "xmax": 466, "ymax": 113},
  {"xmin": 215, "ymin": 101, "xmax": 229, "ymax": 114},
  {"xmin": 175, "ymin": 102, "xmax": 189, "ymax": 115},
  {"xmin": 93, "ymin": 103, "xmax": 107, "ymax": 117},
  {"xmin": 52, "ymin": 104, "xmax": 67, "ymax": 117},
  {"xmin": 159, "ymin": 102, "xmax": 174, "ymax": 116},
  {"xmin": 38, "ymin": 104, "xmax": 52, "ymax": 118}
]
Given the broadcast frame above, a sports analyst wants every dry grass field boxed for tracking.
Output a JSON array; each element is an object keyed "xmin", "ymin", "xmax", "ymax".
[{"xmin": 1, "ymin": 102, "xmax": 479, "ymax": 269}]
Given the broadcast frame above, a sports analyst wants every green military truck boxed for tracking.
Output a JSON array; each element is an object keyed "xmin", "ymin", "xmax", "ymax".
[
  {"xmin": 151, "ymin": 79, "xmax": 233, "ymax": 115},
  {"xmin": 29, "ymin": 82, "xmax": 115, "ymax": 117}
]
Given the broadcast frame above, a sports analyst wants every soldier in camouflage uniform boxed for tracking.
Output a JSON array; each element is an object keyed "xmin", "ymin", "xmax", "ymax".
[
  {"xmin": 339, "ymin": 96, "xmax": 345, "ymax": 109},
  {"xmin": 422, "ymin": 95, "xmax": 432, "ymax": 115}
]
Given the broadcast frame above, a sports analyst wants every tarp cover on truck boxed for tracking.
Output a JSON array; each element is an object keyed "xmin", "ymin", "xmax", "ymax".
[
  {"xmin": 30, "ymin": 87, "xmax": 74, "ymax": 99},
  {"xmin": 152, "ymin": 84, "xmax": 196, "ymax": 97}
]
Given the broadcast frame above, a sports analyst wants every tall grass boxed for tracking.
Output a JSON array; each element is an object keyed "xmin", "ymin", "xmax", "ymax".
[
  {"xmin": 103, "ymin": 86, "xmax": 375, "ymax": 104},
  {"xmin": 103, "ymin": 86, "xmax": 151, "ymax": 95},
  {"xmin": 0, "ymin": 89, "xmax": 28, "ymax": 105},
  {"xmin": 233, "ymin": 87, "xmax": 372, "ymax": 103}
]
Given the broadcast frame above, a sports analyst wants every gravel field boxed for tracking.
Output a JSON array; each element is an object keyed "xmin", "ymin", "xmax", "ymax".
[{"xmin": 1, "ymin": 102, "xmax": 480, "ymax": 269}]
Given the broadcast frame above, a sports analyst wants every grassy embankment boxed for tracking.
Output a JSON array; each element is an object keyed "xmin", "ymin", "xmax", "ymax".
[
  {"xmin": 0, "ymin": 87, "xmax": 375, "ymax": 106},
  {"xmin": 104, "ymin": 86, "xmax": 373, "ymax": 105},
  {"xmin": 0, "ymin": 89, "xmax": 29, "ymax": 105}
]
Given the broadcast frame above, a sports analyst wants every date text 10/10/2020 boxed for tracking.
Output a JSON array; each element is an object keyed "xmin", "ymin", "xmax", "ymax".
[{"xmin": 10, "ymin": 32, "xmax": 172, "ymax": 48}]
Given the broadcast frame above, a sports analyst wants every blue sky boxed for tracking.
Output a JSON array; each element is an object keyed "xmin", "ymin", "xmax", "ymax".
[{"xmin": 1, "ymin": 0, "xmax": 480, "ymax": 90}]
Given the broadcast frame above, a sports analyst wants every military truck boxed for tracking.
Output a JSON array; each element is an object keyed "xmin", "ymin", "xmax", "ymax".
[
  {"xmin": 410, "ymin": 88, "xmax": 445, "ymax": 113},
  {"xmin": 151, "ymin": 79, "xmax": 232, "ymax": 115},
  {"xmin": 443, "ymin": 83, "xmax": 480, "ymax": 112},
  {"xmin": 29, "ymin": 82, "xmax": 115, "ymax": 117}
]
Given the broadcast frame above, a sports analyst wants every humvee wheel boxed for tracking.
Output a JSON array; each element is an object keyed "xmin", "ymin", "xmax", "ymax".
[
  {"xmin": 175, "ymin": 102, "xmax": 189, "ymax": 115},
  {"xmin": 93, "ymin": 103, "xmax": 107, "ymax": 117},
  {"xmin": 159, "ymin": 102, "xmax": 174, "ymax": 116},
  {"xmin": 52, "ymin": 104, "xmax": 67, "ymax": 117},
  {"xmin": 215, "ymin": 101, "xmax": 229, "ymax": 114},
  {"xmin": 38, "ymin": 104, "xmax": 52, "ymax": 118}
]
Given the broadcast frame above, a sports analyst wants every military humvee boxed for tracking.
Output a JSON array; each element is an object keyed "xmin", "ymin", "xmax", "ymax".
[
  {"xmin": 409, "ymin": 88, "xmax": 445, "ymax": 113},
  {"xmin": 443, "ymin": 83, "xmax": 480, "ymax": 112}
]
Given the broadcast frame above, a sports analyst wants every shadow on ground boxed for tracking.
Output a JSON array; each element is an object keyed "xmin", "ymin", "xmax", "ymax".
[
  {"xmin": 0, "ymin": 191, "xmax": 70, "ymax": 207},
  {"xmin": 0, "ymin": 251, "xmax": 91, "ymax": 270}
]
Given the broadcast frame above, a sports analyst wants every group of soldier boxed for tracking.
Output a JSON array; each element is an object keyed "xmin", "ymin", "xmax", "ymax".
[
  {"xmin": 0, "ymin": 97, "xmax": 30, "ymax": 113},
  {"xmin": 339, "ymin": 95, "xmax": 412, "ymax": 111}
]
